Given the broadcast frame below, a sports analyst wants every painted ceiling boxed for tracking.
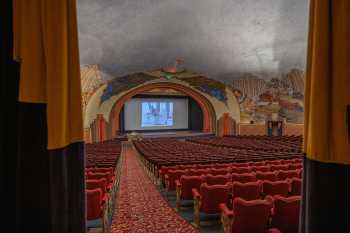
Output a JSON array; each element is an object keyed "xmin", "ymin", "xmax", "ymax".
[{"xmin": 77, "ymin": 0, "xmax": 309, "ymax": 82}]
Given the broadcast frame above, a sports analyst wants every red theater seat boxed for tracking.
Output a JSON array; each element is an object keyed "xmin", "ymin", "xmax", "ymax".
[
  {"xmin": 270, "ymin": 164, "xmax": 290, "ymax": 172},
  {"xmin": 288, "ymin": 163, "xmax": 303, "ymax": 170},
  {"xmin": 231, "ymin": 166, "xmax": 251, "ymax": 174},
  {"xmin": 256, "ymin": 171, "xmax": 277, "ymax": 182},
  {"xmin": 188, "ymin": 168, "xmax": 209, "ymax": 176},
  {"xmin": 86, "ymin": 188, "xmax": 103, "ymax": 220},
  {"xmin": 290, "ymin": 178, "xmax": 302, "ymax": 195},
  {"xmin": 271, "ymin": 195, "xmax": 301, "ymax": 233},
  {"xmin": 202, "ymin": 174, "xmax": 231, "ymax": 185},
  {"xmin": 220, "ymin": 197, "xmax": 279, "ymax": 233},
  {"xmin": 209, "ymin": 167, "xmax": 231, "ymax": 175},
  {"xmin": 86, "ymin": 178, "xmax": 108, "ymax": 200},
  {"xmin": 231, "ymin": 172, "xmax": 256, "ymax": 183},
  {"xmin": 276, "ymin": 170, "xmax": 300, "ymax": 180},
  {"xmin": 165, "ymin": 169, "xmax": 188, "ymax": 191},
  {"xmin": 251, "ymin": 165, "xmax": 270, "ymax": 172},
  {"xmin": 262, "ymin": 180, "xmax": 290, "ymax": 197},
  {"xmin": 192, "ymin": 183, "xmax": 230, "ymax": 226},
  {"xmin": 175, "ymin": 175, "xmax": 202, "ymax": 209},
  {"xmin": 232, "ymin": 181, "xmax": 261, "ymax": 201}
]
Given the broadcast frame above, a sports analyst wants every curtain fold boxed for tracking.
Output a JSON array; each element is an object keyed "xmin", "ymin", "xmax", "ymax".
[
  {"xmin": 1, "ymin": 0, "xmax": 20, "ymax": 230},
  {"xmin": 304, "ymin": 0, "xmax": 350, "ymax": 164},
  {"xmin": 13, "ymin": 0, "xmax": 84, "ymax": 150},
  {"xmin": 9, "ymin": 0, "xmax": 87, "ymax": 232},
  {"xmin": 301, "ymin": 0, "xmax": 350, "ymax": 232}
]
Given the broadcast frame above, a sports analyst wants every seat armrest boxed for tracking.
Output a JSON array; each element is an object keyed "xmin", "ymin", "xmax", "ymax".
[
  {"xmin": 219, "ymin": 203, "xmax": 234, "ymax": 218},
  {"xmin": 220, "ymin": 203, "xmax": 234, "ymax": 233},
  {"xmin": 175, "ymin": 179, "xmax": 181, "ymax": 188},
  {"xmin": 192, "ymin": 188, "xmax": 201, "ymax": 227},
  {"xmin": 175, "ymin": 180, "xmax": 182, "ymax": 211},
  {"xmin": 192, "ymin": 188, "xmax": 201, "ymax": 199},
  {"xmin": 165, "ymin": 175, "xmax": 170, "ymax": 191},
  {"xmin": 268, "ymin": 228, "xmax": 282, "ymax": 233}
]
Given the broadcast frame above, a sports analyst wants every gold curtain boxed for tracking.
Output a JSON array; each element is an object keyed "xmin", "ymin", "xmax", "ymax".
[
  {"xmin": 13, "ymin": 0, "xmax": 84, "ymax": 149},
  {"xmin": 304, "ymin": 0, "xmax": 350, "ymax": 164}
]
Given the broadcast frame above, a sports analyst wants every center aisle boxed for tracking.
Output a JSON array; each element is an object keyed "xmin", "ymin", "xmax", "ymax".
[{"xmin": 110, "ymin": 142, "xmax": 200, "ymax": 233}]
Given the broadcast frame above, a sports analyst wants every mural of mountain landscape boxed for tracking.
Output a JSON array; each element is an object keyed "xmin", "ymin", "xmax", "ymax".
[{"xmin": 231, "ymin": 69, "xmax": 304, "ymax": 123}]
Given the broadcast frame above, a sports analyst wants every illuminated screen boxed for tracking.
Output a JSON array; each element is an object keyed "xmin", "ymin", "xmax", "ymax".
[{"xmin": 141, "ymin": 102, "xmax": 173, "ymax": 127}]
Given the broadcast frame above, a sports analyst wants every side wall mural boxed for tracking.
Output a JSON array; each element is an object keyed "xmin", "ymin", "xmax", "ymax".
[{"xmin": 231, "ymin": 69, "xmax": 304, "ymax": 124}]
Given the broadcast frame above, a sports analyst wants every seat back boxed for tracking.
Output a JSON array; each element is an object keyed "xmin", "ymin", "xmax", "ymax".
[
  {"xmin": 251, "ymin": 165, "xmax": 270, "ymax": 173},
  {"xmin": 202, "ymin": 174, "xmax": 231, "ymax": 185},
  {"xmin": 86, "ymin": 178, "xmax": 107, "ymax": 194},
  {"xmin": 290, "ymin": 178, "xmax": 302, "ymax": 195},
  {"xmin": 276, "ymin": 170, "xmax": 299, "ymax": 180},
  {"xmin": 188, "ymin": 168, "xmax": 209, "ymax": 176},
  {"xmin": 86, "ymin": 188, "xmax": 102, "ymax": 220},
  {"xmin": 87, "ymin": 172, "xmax": 112, "ymax": 183},
  {"xmin": 232, "ymin": 181, "xmax": 261, "ymax": 201},
  {"xmin": 180, "ymin": 176, "xmax": 203, "ymax": 200},
  {"xmin": 231, "ymin": 166, "xmax": 251, "ymax": 174},
  {"xmin": 271, "ymin": 195, "xmax": 301, "ymax": 233},
  {"xmin": 200, "ymin": 183, "xmax": 230, "ymax": 214},
  {"xmin": 233, "ymin": 162, "xmax": 250, "ymax": 168},
  {"xmin": 270, "ymin": 164, "xmax": 290, "ymax": 172},
  {"xmin": 209, "ymin": 167, "xmax": 230, "ymax": 175},
  {"xmin": 266, "ymin": 160, "xmax": 282, "ymax": 166},
  {"xmin": 231, "ymin": 173, "xmax": 256, "ymax": 183},
  {"xmin": 262, "ymin": 180, "xmax": 290, "ymax": 197},
  {"xmin": 256, "ymin": 171, "xmax": 277, "ymax": 182},
  {"xmin": 167, "ymin": 169, "xmax": 188, "ymax": 191},
  {"xmin": 288, "ymin": 164, "xmax": 303, "ymax": 170},
  {"xmin": 250, "ymin": 161, "xmax": 266, "ymax": 167},
  {"xmin": 232, "ymin": 197, "xmax": 273, "ymax": 233}
]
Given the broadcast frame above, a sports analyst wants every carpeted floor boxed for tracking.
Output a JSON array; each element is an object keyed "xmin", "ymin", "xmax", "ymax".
[{"xmin": 110, "ymin": 142, "xmax": 200, "ymax": 233}]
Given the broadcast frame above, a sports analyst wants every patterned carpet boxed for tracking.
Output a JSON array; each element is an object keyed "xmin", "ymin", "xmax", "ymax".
[{"xmin": 110, "ymin": 142, "xmax": 200, "ymax": 233}]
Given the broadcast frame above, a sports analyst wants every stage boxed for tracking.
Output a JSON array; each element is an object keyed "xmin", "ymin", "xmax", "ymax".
[{"xmin": 118, "ymin": 131, "xmax": 214, "ymax": 140}]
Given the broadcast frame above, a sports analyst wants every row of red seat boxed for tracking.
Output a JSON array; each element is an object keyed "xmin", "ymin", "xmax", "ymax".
[
  {"xmin": 168, "ymin": 169, "xmax": 302, "ymax": 191},
  {"xmin": 86, "ymin": 139, "xmax": 122, "ymax": 168},
  {"xmin": 136, "ymin": 136, "xmax": 303, "ymax": 232},
  {"xmin": 135, "ymin": 138, "xmax": 303, "ymax": 168},
  {"xmin": 159, "ymin": 159, "xmax": 303, "ymax": 189},
  {"xmin": 85, "ymin": 139, "xmax": 124, "ymax": 232},
  {"xmin": 220, "ymin": 195, "xmax": 301, "ymax": 233},
  {"xmin": 156, "ymin": 159, "xmax": 303, "ymax": 232},
  {"xmin": 188, "ymin": 135, "xmax": 302, "ymax": 152},
  {"xmin": 175, "ymin": 175, "xmax": 301, "ymax": 233}
]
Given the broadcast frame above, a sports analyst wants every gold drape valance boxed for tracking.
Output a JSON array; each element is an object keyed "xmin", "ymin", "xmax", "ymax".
[
  {"xmin": 304, "ymin": 0, "xmax": 350, "ymax": 164},
  {"xmin": 13, "ymin": 0, "xmax": 84, "ymax": 149}
]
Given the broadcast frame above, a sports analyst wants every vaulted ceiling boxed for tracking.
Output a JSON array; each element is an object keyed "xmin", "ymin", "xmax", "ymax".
[{"xmin": 77, "ymin": 0, "xmax": 309, "ymax": 81}]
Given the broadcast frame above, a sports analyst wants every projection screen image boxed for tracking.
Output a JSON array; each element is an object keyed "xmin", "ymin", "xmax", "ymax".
[{"xmin": 141, "ymin": 102, "xmax": 174, "ymax": 127}]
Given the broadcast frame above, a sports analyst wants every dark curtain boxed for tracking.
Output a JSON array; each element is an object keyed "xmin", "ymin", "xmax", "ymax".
[
  {"xmin": 189, "ymin": 97, "xmax": 203, "ymax": 131},
  {"xmin": 0, "ymin": 0, "xmax": 20, "ymax": 230},
  {"xmin": 1, "ymin": 1, "xmax": 86, "ymax": 233},
  {"xmin": 300, "ymin": 158, "xmax": 350, "ymax": 232}
]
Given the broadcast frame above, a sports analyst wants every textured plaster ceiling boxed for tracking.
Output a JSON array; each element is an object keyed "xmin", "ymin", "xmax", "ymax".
[{"xmin": 77, "ymin": 0, "xmax": 309, "ymax": 81}]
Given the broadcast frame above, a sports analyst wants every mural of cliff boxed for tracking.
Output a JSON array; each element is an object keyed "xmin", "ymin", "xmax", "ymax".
[
  {"xmin": 81, "ymin": 65, "xmax": 106, "ymax": 113},
  {"xmin": 232, "ymin": 69, "xmax": 305, "ymax": 124}
]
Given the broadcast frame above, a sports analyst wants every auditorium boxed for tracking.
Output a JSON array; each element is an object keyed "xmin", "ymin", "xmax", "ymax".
[{"xmin": 1, "ymin": 1, "xmax": 349, "ymax": 233}]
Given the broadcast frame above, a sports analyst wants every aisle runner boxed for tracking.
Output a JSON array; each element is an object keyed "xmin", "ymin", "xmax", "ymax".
[{"xmin": 110, "ymin": 142, "xmax": 199, "ymax": 233}]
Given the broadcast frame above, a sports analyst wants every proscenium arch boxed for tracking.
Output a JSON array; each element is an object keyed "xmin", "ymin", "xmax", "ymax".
[{"xmin": 108, "ymin": 82, "xmax": 217, "ymax": 137}]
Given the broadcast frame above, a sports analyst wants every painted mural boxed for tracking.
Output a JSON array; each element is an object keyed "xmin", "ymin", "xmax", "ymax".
[
  {"xmin": 81, "ymin": 65, "xmax": 106, "ymax": 113},
  {"xmin": 100, "ymin": 66, "xmax": 228, "ymax": 104},
  {"xmin": 231, "ymin": 69, "xmax": 305, "ymax": 124}
]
